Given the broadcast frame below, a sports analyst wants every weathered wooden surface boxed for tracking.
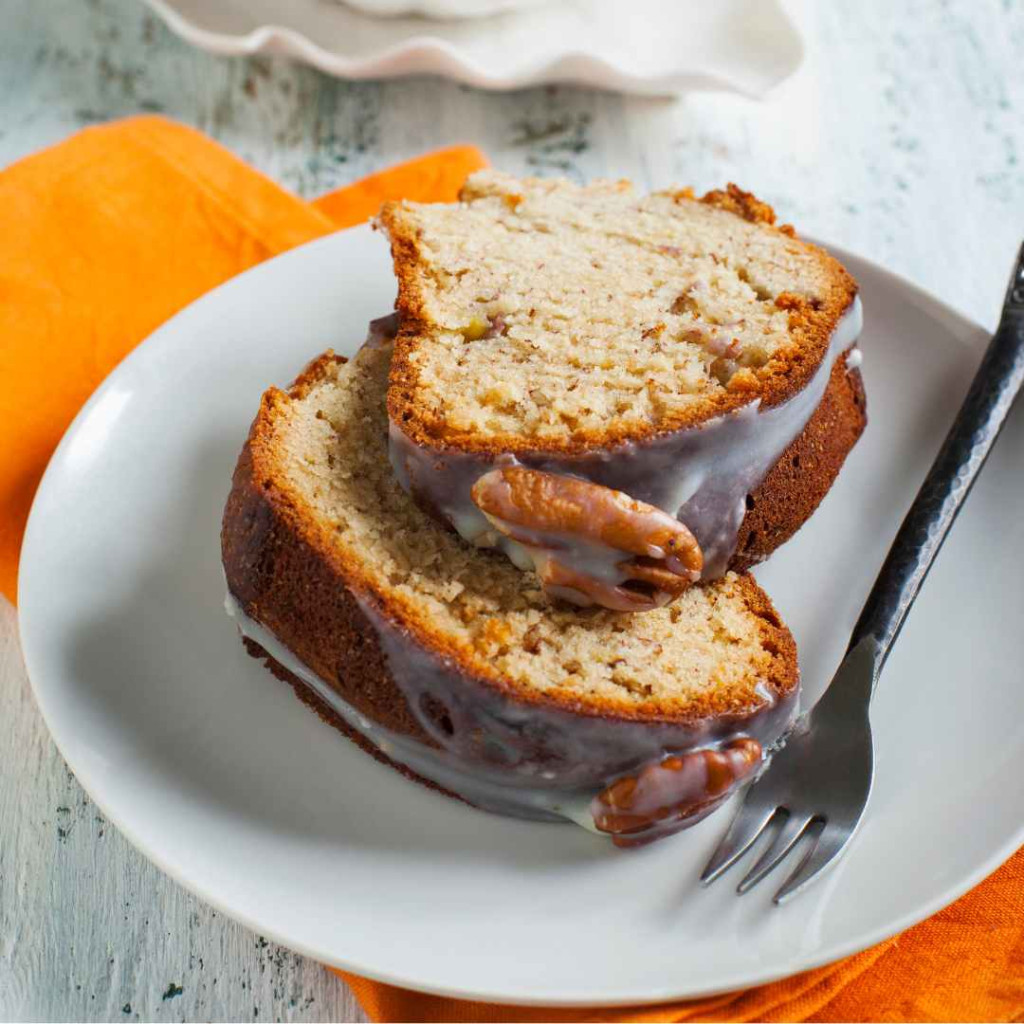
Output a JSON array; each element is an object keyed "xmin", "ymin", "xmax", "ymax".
[{"xmin": 1, "ymin": 0, "xmax": 1022, "ymax": 1020}]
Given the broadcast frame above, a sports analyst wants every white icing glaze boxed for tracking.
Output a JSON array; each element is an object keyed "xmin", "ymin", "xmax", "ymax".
[
  {"xmin": 226, "ymin": 593, "xmax": 594, "ymax": 826},
  {"xmin": 365, "ymin": 312, "xmax": 400, "ymax": 349},
  {"xmin": 390, "ymin": 297, "xmax": 864, "ymax": 583},
  {"xmin": 846, "ymin": 346, "xmax": 864, "ymax": 370},
  {"xmin": 225, "ymin": 591, "xmax": 796, "ymax": 838}
]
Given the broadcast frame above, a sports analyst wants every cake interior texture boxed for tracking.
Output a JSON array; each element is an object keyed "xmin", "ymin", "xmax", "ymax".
[
  {"xmin": 269, "ymin": 341, "xmax": 794, "ymax": 719},
  {"xmin": 382, "ymin": 171, "xmax": 856, "ymax": 446}
]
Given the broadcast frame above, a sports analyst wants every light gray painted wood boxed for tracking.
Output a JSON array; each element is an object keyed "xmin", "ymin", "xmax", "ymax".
[
  {"xmin": 1, "ymin": 0, "xmax": 1022, "ymax": 1019},
  {"xmin": 0, "ymin": 602, "xmax": 363, "ymax": 1023}
]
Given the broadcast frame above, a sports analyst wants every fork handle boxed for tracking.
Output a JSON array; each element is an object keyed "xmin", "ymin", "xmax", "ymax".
[{"xmin": 848, "ymin": 242, "xmax": 1024, "ymax": 677}]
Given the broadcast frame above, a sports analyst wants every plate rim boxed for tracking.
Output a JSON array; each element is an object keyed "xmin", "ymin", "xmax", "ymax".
[{"xmin": 17, "ymin": 224, "xmax": 1017, "ymax": 1007}]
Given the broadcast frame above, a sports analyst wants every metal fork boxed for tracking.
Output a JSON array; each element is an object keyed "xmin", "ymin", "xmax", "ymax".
[{"xmin": 701, "ymin": 242, "xmax": 1024, "ymax": 904}]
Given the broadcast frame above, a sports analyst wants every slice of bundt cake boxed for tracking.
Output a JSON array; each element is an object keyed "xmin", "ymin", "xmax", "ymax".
[
  {"xmin": 380, "ymin": 171, "xmax": 865, "ymax": 610},
  {"xmin": 221, "ymin": 338, "xmax": 799, "ymax": 846}
]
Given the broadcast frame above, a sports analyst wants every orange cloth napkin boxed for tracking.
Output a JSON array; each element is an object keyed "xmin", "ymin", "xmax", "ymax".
[
  {"xmin": 0, "ymin": 115, "xmax": 484, "ymax": 604},
  {"xmin": 2, "ymin": 116, "xmax": 1022, "ymax": 1023}
]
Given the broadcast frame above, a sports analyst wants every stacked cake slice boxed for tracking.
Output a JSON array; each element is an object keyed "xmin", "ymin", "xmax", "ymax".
[{"xmin": 222, "ymin": 172, "xmax": 865, "ymax": 845}]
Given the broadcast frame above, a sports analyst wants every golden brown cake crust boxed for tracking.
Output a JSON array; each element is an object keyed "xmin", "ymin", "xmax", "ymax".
[
  {"xmin": 734, "ymin": 355, "xmax": 867, "ymax": 570},
  {"xmin": 221, "ymin": 384, "xmax": 431, "ymax": 745},
  {"xmin": 381, "ymin": 181, "xmax": 859, "ymax": 457},
  {"xmin": 220, "ymin": 352, "xmax": 800, "ymax": 740}
]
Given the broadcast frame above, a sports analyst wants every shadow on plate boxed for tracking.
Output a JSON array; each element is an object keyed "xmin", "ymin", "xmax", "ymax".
[{"xmin": 66, "ymin": 433, "xmax": 611, "ymax": 868}]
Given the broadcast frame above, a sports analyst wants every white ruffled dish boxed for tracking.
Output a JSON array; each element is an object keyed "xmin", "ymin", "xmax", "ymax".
[
  {"xmin": 339, "ymin": 0, "xmax": 543, "ymax": 18},
  {"xmin": 142, "ymin": 0, "xmax": 803, "ymax": 97}
]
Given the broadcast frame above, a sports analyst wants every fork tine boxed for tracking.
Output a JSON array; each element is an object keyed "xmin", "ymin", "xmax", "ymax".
[
  {"xmin": 736, "ymin": 813, "xmax": 814, "ymax": 894},
  {"xmin": 772, "ymin": 822, "xmax": 852, "ymax": 905},
  {"xmin": 700, "ymin": 798, "xmax": 778, "ymax": 884}
]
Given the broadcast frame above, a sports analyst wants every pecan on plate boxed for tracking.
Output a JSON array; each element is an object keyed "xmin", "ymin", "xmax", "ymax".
[{"xmin": 470, "ymin": 466, "xmax": 702, "ymax": 612}]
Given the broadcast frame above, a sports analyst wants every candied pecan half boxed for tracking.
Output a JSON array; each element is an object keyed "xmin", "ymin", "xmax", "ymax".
[{"xmin": 470, "ymin": 466, "xmax": 702, "ymax": 612}]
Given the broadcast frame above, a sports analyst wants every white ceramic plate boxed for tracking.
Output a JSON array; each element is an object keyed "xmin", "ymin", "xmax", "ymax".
[
  {"xmin": 142, "ymin": 0, "xmax": 803, "ymax": 98},
  {"xmin": 19, "ymin": 225, "xmax": 1024, "ymax": 1006}
]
